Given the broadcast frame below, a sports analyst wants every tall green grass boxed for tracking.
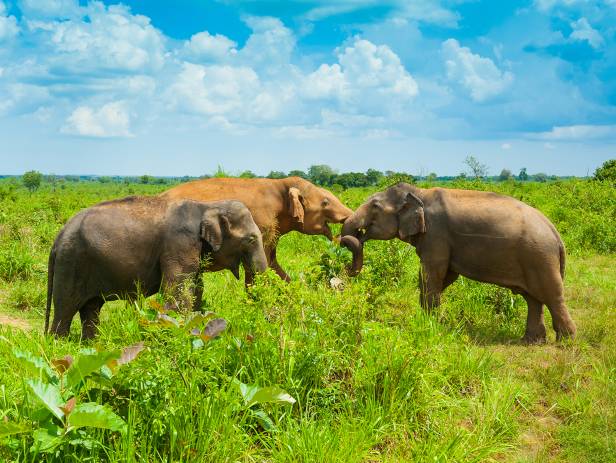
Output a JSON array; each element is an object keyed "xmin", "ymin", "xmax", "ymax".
[{"xmin": 0, "ymin": 178, "xmax": 614, "ymax": 461}]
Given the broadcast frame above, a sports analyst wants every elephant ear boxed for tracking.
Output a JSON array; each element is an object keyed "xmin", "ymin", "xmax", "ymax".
[
  {"xmin": 200, "ymin": 211, "xmax": 229, "ymax": 252},
  {"xmin": 397, "ymin": 191, "xmax": 426, "ymax": 242},
  {"xmin": 288, "ymin": 187, "xmax": 304, "ymax": 224}
]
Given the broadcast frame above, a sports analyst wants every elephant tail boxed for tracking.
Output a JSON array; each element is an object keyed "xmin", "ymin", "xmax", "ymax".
[
  {"xmin": 44, "ymin": 247, "xmax": 56, "ymax": 334},
  {"xmin": 559, "ymin": 240, "xmax": 566, "ymax": 281}
]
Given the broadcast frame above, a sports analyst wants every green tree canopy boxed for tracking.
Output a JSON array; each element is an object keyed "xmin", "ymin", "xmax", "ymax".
[
  {"xmin": 593, "ymin": 159, "xmax": 616, "ymax": 183},
  {"xmin": 22, "ymin": 170, "xmax": 43, "ymax": 192}
]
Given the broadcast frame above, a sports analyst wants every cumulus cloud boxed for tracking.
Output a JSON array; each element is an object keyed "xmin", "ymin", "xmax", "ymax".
[
  {"xmin": 26, "ymin": 2, "xmax": 166, "ymax": 75},
  {"xmin": 303, "ymin": 38, "xmax": 418, "ymax": 113},
  {"xmin": 0, "ymin": 1, "xmax": 19, "ymax": 41},
  {"xmin": 168, "ymin": 62, "xmax": 260, "ymax": 117},
  {"xmin": 183, "ymin": 31, "xmax": 237, "ymax": 61},
  {"xmin": 18, "ymin": 0, "xmax": 79, "ymax": 19},
  {"xmin": 62, "ymin": 101, "xmax": 132, "ymax": 137},
  {"xmin": 529, "ymin": 124, "xmax": 616, "ymax": 140},
  {"xmin": 570, "ymin": 17, "xmax": 604, "ymax": 48},
  {"xmin": 442, "ymin": 38, "xmax": 513, "ymax": 102}
]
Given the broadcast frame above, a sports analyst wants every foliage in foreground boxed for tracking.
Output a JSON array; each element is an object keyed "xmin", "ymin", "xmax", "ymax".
[{"xmin": 0, "ymin": 179, "xmax": 614, "ymax": 461}]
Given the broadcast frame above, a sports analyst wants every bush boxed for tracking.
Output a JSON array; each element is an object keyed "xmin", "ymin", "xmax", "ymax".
[{"xmin": 593, "ymin": 159, "xmax": 616, "ymax": 183}]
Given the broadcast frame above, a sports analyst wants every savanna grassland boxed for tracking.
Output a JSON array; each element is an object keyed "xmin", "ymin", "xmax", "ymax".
[{"xmin": 0, "ymin": 178, "xmax": 614, "ymax": 462}]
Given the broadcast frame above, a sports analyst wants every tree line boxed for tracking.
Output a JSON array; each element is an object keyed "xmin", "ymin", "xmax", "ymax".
[{"xmin": 5, "ymin": 158, "xmax": 614, "ymax": 193}]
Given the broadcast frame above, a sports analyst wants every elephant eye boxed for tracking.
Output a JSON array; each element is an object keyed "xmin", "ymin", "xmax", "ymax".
[{"xmin": 322, "ymin": 198, "xmax": 330, "ymax": 207}]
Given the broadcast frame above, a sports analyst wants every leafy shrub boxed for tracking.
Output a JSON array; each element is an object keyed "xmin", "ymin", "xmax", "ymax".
[{"xmin": 8, "ymin": 280, "xmax": 45, "ymax": 312}]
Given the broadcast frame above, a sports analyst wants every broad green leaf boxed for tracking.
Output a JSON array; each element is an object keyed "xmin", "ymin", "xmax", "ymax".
[
  {"xmin": 26, "ymin": 379, "xmax": 64, "ymax": 421},
  {"xmin": 65, "ymin": 350, "xmax": 120, "ymax": 390},
  {"xmin": 156, "ymin": 313, "xmax": 180, "ymax": 328},
  {"xmin": 0, "ymin": 421, "xmax": 30, "ymax": 437},
  {"xmin": 32, "ymin": 423, "xmax": 63, "ymax": 453},
  {"xmin": 234, "ymin": 379, "xmax": 259, "ymax": 404},
  {"xmin": 185, "ymin": 312, "xmax": 214, "ymax": 330},
  {"xmin": 68, "ymin": 403, "xmax": 127, "ymax": 433},
  {"xmin": 191, "ymin": 338, "xmax": 204, "ymax": 350},
  {"xmin": 246, "ymin": 386, "xmax": 296, "ymax": 408},
  {"xmin": 252, "ymin": 409, "xmax": 276, "ymax": 432},
  {"xmin": 13, "ymin": 349, "xmax": 56, "ymax": 382}
]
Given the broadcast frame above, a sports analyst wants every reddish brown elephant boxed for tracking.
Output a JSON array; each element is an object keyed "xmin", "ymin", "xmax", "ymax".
[
  {"xmin": 161, "ymin": 177, "xmax": 353, "ymax": 282},
  {"xmin": 341, "ymin": 182, "xmax": 576, "ymax": 344}
]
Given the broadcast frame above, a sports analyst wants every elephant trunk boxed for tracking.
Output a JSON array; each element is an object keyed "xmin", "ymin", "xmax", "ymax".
[
  {"xmin": 341, "ymin": 235, "xmax": 364, "ymax": 276},
  {"xmin": 242, "ymin": 245, "xmax": 268, "ymax": 283},
  {"xmin": 341, "ymin": 212, "xmax": 366, "ymax": 276}
]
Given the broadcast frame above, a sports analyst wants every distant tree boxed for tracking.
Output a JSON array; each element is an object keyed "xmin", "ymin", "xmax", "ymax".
[
  {"xmin": 98, "ymin": 176, "xmax": 112, "ymax": 183},
  {"xmin": 379, "ymin": 171, "xmax": 415, "ymax": 188},
  {"xmin": 533, "ymin": 172, "xmax": 548, "ymax": 183},
  {"xmin": 335, "ymin": 172, "xmax": 369, "ymax": 189},
  {"xmin": 464, "ymin": 155, "xmax": 488, "ymax": 179},
  {"xmin": 22, "ymin": 170, "xmax": 42, "ymax": 192},
  {"xmin": 288, "ymin": 170, "xmax": 308, "ymax": 179},
  {"xmin": 458, "ymin": 172, "xmax": 467, "ymax": 180},
  {"xmin": 593, "ymin": 159, "xmax": 616, "ymax": 183},
  {"xmin": 308, "ymin": 165, "xmax": 336, "ymax": 186},
  {"xmin": 239, "ymin": 170, "xmax": 257, "ymax": 178},
  {"xmin": 64, "ymin": 175, "xmax": 80, "ymax": 183},
  {"xmin": 518, "ymin": 167, "xmax": 528, "ymax": 181},
  {"xmin": 365, "ymin": 168, "xmax": 384, "ymax": 185},
  {"xmin": 427, "ymin": 172, "xmax": 437, "ymax": 183},
  {"xmin": 155, "ymin": 177, "xmax": 167, "ymax": 185},
  {"xmin": 140, "ymin": 175, "xmax": 152, "ymax": 184},
  {"xmin": 499, "ymin": 169, "xmax": 512, "ymax": 181},
  {"xmin": 267, "ymin": 171, "xmax": 286, "ymax": 179}
]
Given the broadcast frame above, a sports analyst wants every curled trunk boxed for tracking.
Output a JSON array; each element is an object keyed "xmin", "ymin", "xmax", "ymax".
[{"xmin": 341, "ymin": 235, "xmax": 364, "ymax": 276}]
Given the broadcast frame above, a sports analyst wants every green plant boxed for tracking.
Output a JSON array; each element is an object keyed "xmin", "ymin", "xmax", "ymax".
[
  {"xmin": 1, "ymin": 343, "xmax": 144, "ymax": 454},
  {"xmin": 22, "ymin": 171, "xmax": 42, "ymax": 193},
  {"xmin": 593, "ymin": 159, "xmax": 616, "ymax": 183}
]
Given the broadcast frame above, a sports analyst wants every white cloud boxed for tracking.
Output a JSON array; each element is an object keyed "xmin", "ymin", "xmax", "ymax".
[
  {"xmin": 0, "ymin": 1, "xmax": 19, "ymax": 41},
  {"xmin": 570, "ymin": 17, "xmax": 604, "ymax": 48},
  {"xmin": 530, "ymin": 124, "xmax": 616, "ymax": 140},
  {"xmin": 168, "ymin": 62, "xmax": 260, "ymax": 117},
  {"xmin": 239, "ymin": 16, "xmax": 296, "ymax": 72},
  {"xmin": 303, "ymin": 37, "xmax": 418, "ymax": 114},
  {"xmin": 442, "ymin": 39, "xmax": 514, "ymax": 102},
  {"xmin": 18, "ymin": 0, "xmax": 79, "ymax": 19},
  {"xmin": 183, "ymin": 31, "xmax": 237, "ymax": 61},
  {"xmin": 62, "ymin": 101, "xmax": 132, "ymax": 137},
  {"xmin": 501, "ymin": 143, "xmax": 512, "ymax": 150},
  {"xmin": 29, "ymin": 3, "xmax": 166, "ymax": 74}
]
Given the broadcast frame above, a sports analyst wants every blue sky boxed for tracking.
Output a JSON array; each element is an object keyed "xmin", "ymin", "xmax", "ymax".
[{"xmin": 0, "ymin": 0, "xmax": 614, "ymax": 176}]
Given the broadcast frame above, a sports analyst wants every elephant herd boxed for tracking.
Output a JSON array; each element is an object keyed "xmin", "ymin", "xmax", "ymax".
[{"xmin": 45, "ymin": 177, "xmax": 576, "ymax": 344}]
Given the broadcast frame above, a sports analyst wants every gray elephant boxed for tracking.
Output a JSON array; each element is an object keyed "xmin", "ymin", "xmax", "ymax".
[
  {"xmin": 45, "ymin": 196, "xmax": 267, "ymax": 339},
  {"xmin": 341, "ymin": 183, "xmax": 576, "ymax": 343}
]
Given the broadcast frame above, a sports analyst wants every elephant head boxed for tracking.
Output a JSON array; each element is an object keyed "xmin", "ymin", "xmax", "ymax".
[
  {"xmin": 287, "ymin": 178, "xmax": 353, "ymax": 240},
  {"xmin": 200, "ymin": 201, "xmax": 268, "ymax": 279},
  {"xmin": 341, "ymin": 183, "xmax": 425, "ymax": 275}
]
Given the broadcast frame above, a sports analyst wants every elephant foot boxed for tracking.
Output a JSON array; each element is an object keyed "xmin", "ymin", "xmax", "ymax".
[
  {"xmin": 555, "ymin": 325, "xmax": 576, "ymax": 342},
  {"xmin": 521, "ymin": 332, "xmax": 547, "ymax": 345}
]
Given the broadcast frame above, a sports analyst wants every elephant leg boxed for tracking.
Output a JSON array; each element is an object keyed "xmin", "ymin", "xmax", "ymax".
[
  {"xmin": 192, "ymin": 273, "xmax": 204, "ymax": 312},
  {"xmin": 522, "ymin": 294, "xmax": 547, "ymax": 344},
  {"xmin": 79, "ymin": 297, "xmax": 104, "ymax": 340},
  {"xmin": 545, "ymin": 298, "xmax": 576, "ymax": 341},
  {"xmin": 161, "ymin": 261, "xmax": 199, "ymax": 311},
  {"xmin": 268, "ymin": 246, "xmax": 290, "ymax": 282},
  {"xmin": 418, "ymin": 261, "xmax": 449, "ymax": 311},
  {"xmin": 442, "ymin": 270, "xmax": 459, "ymax": 291},
  {"xmin": 50, "ymin": 296, "xmax": 78, "ymax": 337}
]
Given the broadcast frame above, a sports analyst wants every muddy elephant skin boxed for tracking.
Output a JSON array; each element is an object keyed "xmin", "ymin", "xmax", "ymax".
[
  {"xmin": 160, "ymin": 177, "xmax": 353, "ymax": 283},
  {"xmin": 45, "ymin": 197, "xmax": 267, "ymax": 339},
  {"xmin": 341, "ymin": 182, "xmax": 576, "ymax": 344}
]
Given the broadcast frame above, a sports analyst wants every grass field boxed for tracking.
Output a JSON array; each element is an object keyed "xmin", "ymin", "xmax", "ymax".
[{"xmin": 0, "ymin": 178, "xmax": 614, "ymax": 462}]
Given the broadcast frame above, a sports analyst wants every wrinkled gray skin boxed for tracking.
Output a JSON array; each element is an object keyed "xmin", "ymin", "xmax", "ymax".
[
  {"xmin": 45, "ymin": 197, "xmax": 267, "ymax": 339},
  {"xmin": 342, "ymin": 183, "xmax": 576, "ymax": 344}
]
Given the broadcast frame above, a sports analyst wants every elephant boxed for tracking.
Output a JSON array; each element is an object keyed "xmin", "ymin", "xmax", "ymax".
[
  {"xmin": 341, "ymin": 183, "xmax": 576, "ymax": 344},
  {"xmin": 160, "ymin": 177, "xmax": 353, "ymax": 283},
  {"xmin": 45, "ymin": 196, "xmax": 267, "ymax": 339}
]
